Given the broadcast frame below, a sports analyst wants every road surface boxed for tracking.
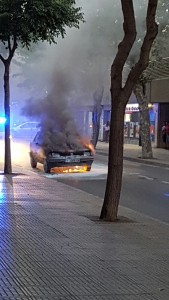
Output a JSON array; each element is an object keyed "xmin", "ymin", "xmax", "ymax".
[
  {"xmin": 1, "ymin": 140, "xmax": 169, "ymax": 223},
  {"xmin": 52, "ymin": 153, "xmax": 169, "ymax": 224}
]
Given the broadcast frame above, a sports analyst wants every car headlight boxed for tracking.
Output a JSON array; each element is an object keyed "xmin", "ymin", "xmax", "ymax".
[
  {"xmin": 84, "ymin": 152, "xmax": 90, "ymax": 157},
  {"xmin": 52, "ymin": 153, "xmax": 60, "ymax": 158}
]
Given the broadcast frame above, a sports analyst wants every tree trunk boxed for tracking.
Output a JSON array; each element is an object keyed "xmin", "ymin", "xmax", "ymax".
[
  {"xmin": 100, "ymin": 0, "xmax": 158, "ymax": 222},
  {"xmin": 4, "ymin": 62, "xmax": 12, "ymax": 174},
  {"xmin": 0, "ymin": 36, "xmax": 17, "ymax": 174},
  {"xmin": 134, "ymin": 83, "xmax": 153, "ymax": 158},
  {"xmin": 100, "ymin": 100, "xmax": 125, "ymax": 221},
  {"xmin": 92, "ymin": 88, "xmax": 103, "ymax": 148},
  {"xmin": 92, "ymin": 120, "xmax": 101, "ymax": 148}
]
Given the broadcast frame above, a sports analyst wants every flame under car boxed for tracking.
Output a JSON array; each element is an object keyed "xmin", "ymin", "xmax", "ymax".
[{"xmin": 30, "ymin": 132, "xmax": 94, "ymax": 173}]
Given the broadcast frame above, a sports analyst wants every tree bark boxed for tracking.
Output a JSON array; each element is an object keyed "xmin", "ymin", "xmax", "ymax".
[
  {"xmin": 92, "ymin": 88, "xmax": 103, "ymax": 148},
  {"xmin": 0, "ymin": 36, "xmax": 17, "ymax": 174},
  {"xmin": 100, "ymin": 101, "xmax": 125, "ymax": 221},
  {"xmin": 134, "ymin": 83, "xmax": 153, "ymax": 158},
  {"xmin": 4, "ymin": 61, "xmax": 12, "ymax": 174},
  {"xmin": 100, "ymin": 0, "xmax": 158, "ymax": 222}
]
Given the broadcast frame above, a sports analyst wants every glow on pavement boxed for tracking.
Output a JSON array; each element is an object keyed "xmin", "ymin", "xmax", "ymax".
[{"xmin": 0, "ymin": 140, "xmax": 30, "ymax": 166}]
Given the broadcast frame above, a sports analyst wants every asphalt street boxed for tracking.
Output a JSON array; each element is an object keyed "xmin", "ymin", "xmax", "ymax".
[
  {"xmin": 1, "ymin": 140, "xmax": 169, "ymax": 224},
  {"xmin": 55, "ymin": 153, "xmax": 169, "ymax": 224}
]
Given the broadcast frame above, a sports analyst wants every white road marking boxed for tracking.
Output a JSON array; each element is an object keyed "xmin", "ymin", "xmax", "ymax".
[
  {"xmin": 128, "ymin": 172, "xmax": 140, "ymax": 175},
  {"xmin": 26, "ymin": 161, "xmax": 167, "ymax": 185},
  {"xmin": 138, "ymin": 175, "xmax": 154, "ymax": 181},
  {"xmin": 142, "ymin": 164, "xmax": 158, "ymax": 168}
]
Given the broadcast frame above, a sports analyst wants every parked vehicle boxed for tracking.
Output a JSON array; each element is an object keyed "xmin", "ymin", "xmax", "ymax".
[
  {"xmin": 30, "ymin": 132, "xmax": 94, "ymax": 173},
  {"xmin": 12, "ymin": 122, "xmax": 39, "ymax": 140}
]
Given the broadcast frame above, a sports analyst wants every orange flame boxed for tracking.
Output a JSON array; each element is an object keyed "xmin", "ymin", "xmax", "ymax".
[
  {"xmin": 51, "ymin": 166, "xmax": 88, "ymax": 173},
  {"xmin": 80, "ymin": 137, "xmax": 96, "ymax": 155}
]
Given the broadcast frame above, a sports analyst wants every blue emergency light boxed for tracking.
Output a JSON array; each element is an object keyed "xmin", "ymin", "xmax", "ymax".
[{"xmin": 0, "ymin": 117, "xmax": 6, "ymax": 124}]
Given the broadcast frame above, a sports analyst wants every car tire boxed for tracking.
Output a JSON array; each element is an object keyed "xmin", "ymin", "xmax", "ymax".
[
  {"xmin": 86, "ymin": 166, "xmax": 91, "ymax": 172},
  {"xmin": 44, "ymin": 160, "xmax": 50, "ymax": 173},
  {"xmin": 30, "ymin": 156, "xmax": 37, "ymax": 169}
]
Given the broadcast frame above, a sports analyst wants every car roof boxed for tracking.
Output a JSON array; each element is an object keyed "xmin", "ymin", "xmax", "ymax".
[{"xmin": 17, "ymin": 122, "xmax": 39, "ymax": 127}]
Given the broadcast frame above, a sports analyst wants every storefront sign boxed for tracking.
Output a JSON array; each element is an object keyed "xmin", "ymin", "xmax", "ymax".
[{"xmin": 125, "ymin": 104, "xmax": 139, "ymax": 113}]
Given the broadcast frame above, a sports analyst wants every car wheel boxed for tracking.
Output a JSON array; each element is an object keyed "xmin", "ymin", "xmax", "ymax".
[
  {"xmin": 44, "ymin": 159, "xmax": 50, "ymax": 173},
  {"xmin": 30, "ymin": 156, "xmax": 37, "ymax": 169},
  {"xmin": 86, "ymin": 166, "xmax": 91, "ymax": 172}
]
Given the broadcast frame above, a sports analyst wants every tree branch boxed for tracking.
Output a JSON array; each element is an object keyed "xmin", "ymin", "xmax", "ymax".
[
  {"xmin": 8, "ymin": 36, "xmax": 12, "ymax": 52},
  {"xmin": 111, "ymin": 0, "xmax": 137, "ymax": 95},
  {"xmin": 0, "ymin": 54, "xmax": 6, "ymax": 64},
  {"xmin": 124, "ymin": 0, "xmax": 158, "ymax": 100},
  {"xmin": 8, "ymin": 35, "xmax": 17, "ymax": 61},
  {"xmin": 0, "ymin": 35, "xmax": 17, "ymax": 65}
]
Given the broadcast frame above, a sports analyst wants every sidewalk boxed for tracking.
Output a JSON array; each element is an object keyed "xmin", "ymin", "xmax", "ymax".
[
  {"xmin": 0, "ymin": 161, "xmax": 169, "ymax": 299},
  {"xmin": 96, "ymin": 141, "xmax": 169, "ymax": 168}
]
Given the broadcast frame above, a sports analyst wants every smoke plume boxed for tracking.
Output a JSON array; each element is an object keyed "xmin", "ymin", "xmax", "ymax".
[
  {"xmin": 22, "ymin": 71, "xmax": 88, "ymax": 151},
  {"xmin": 12, "ymin": 0, "xmax": 168, "ymax": 150}
]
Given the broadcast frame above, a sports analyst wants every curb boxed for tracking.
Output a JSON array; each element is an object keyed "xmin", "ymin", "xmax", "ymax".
[{"xmin": 96, "ymin": 150, "xmax": 169, "ymax": 168}]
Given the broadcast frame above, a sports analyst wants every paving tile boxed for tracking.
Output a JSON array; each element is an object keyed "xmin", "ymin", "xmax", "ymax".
[{"xmin": 0, "ymin": 173, "xmax": 168, "ymax": 299}]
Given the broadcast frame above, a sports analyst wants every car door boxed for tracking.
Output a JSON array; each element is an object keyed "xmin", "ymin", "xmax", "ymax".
[{"xmin": 32, "ymin": 133, "xmax": 44, "ymax": 163}]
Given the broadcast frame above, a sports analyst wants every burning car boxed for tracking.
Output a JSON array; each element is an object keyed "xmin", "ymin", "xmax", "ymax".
[{"xmin": 30, "ymin": 131, "xmax": 94, "ymax": 173}]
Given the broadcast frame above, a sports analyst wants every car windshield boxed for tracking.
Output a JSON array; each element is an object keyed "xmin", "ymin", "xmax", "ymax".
[{"xmin": 33, "ymin": 132, "xmax": 43, "ymax": 144}]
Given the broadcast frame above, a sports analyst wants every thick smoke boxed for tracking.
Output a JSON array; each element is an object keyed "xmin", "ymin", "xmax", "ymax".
[
  {"xmin": 22, "ymin": 71, "xmax": 87, "ymax": 151},
  {"xmin": 19, "ymin": 1, "xmax": 122, "ymax": 147},
  {"xmin": 11, "ymin": 0, "xmax": 168, "ymax": 149}
]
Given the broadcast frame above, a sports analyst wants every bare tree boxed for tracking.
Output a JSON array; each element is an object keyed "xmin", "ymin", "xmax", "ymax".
[
  {"xmin": 100, "ymin": 0, "xmax": 158, "ymax": 221},
  {"xmin": 134, "ymin": 78, "xmax": 153, "ymax": 158},
  {"xmin": 133, "ymin": 1, "xmax": 169, "ymax": 159},
  {"xmin": 92, "ymin": 87, "xmax": 104, "ymax": 148},
  {"xmin": 0, "ymin": 0, "xmax": 83, "ymax": 174}
]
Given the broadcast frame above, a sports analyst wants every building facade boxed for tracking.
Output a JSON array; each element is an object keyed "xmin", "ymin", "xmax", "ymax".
[{"xmin": 148, "ymin": 78, "xmax": 169, "ymax": 148}]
